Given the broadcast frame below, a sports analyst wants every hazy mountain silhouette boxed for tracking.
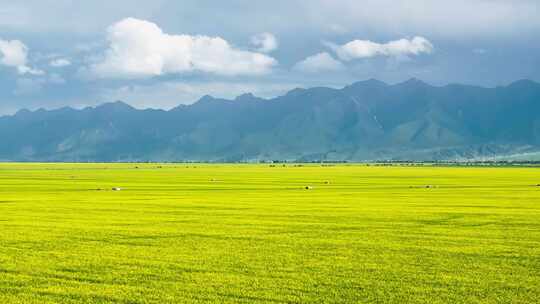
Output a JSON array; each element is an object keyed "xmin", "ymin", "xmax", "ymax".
[{"xmin": 1, "ymin": 79, "xmax": 540, "ymax": 161}]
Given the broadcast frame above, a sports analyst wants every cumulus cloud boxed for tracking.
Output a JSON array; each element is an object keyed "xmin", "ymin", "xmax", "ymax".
[
  {"xmin": 250, "ymin": 32, "xmax": 278, "ymax": 53},
  {"xmin": 89, "ymin": 18, "xmax": 277, "ymax": 79},
  {"xmin": 329, "ymin": 36, "xmax": 434, "ymax": 61},
  {"xmin": 293, "ymin": 52, "xmax": 344, "ymax": 73},
  {"xmin": 0, "ymin": 40, "xmax": 27, "ymax": 67},
  {"xmin": 0, "ymin": 38, "xmax": 44, "ymax": 75},
  {"xmin": 50, "ymin": 58, "xmax": 71, "ymax": 67}
]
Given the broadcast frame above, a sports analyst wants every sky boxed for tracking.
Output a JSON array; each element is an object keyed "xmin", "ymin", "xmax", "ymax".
[{"xmin": 0, "ymin": 0, "xmax": 539, "ymax": 114}]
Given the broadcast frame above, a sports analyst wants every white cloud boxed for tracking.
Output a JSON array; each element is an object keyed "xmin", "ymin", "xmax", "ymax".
[
  {"xmin": 293, "ymin": 52, "xmax": 344, "ymax": 73},
  {"xmin": 0, "ymin": 38, "xmax": 44, "ymax": 75},
  {"xmin": 50, "ymin": 58, "xmax": 71, "ymax": 67},
  {"xmin": 0, "ymin": 39, "xmax": 27, "ymax": 67},
  {"xmin": 90, "ymin": 18, "xmax": 277, "ymax": 79},
  {"xmin": 250, "ymin": 32, "xmax": 278, "ymax": 53},
  {"xmin": 17, "ymin": 66, "xmax": 45, "ymax": 75},
  {"xmin": 329, "ymin": 36, "xmax": 434, "ymax": 61}
]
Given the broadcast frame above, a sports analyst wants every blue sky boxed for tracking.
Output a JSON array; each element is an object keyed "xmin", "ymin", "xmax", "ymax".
[{"xmin": 0, "ymin": 0, "xmax": 539, "ymax": 114}]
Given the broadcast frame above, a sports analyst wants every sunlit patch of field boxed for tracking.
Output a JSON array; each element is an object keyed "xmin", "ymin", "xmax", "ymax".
[{"xmin": 0, "ymin": 163, "xmax": 539, "ymax": 303}]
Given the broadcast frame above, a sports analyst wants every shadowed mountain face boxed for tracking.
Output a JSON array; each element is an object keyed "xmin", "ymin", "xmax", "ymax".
[{"xmin": 1, "ymin": 79, "xmax": 540, "ymax": 161}]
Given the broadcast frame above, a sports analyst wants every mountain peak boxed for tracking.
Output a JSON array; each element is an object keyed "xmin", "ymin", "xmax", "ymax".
[
  {"xmin": 346, "ymin": 79, "xmax": 388, "ymax": 90},
  {"xmin": 196, "ymin": 95, "xmax": 216, "ymax": 103},
  {"xmin": 507, "ymin": 79, "xmax": 539, "ymax": 89},
  {"xmin": 95, "ymin": 101, "xmax": 134, "ymax": 111},
  {"xmin": 358, "ymin": 78, "xmax": 387, "ymax": 86},
  {"xmin": 15, "ymin": 108, "xmax": 32, "ymax": 116},
  {"xmin": 285, "ymin": 87, "xmax": 306, "ymax": 97},
  {"xmin": 396, "ymin": 78, "xmax": 430, "ymax": 88},
  {"xmin": 234, "ymin": 93, "xmax": 257, "ymax": 101}
]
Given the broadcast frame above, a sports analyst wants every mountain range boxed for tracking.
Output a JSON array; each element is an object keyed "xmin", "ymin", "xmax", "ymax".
[{"xmin": 1, "ymin": 79, "xmax": 540, "ymax": 162}]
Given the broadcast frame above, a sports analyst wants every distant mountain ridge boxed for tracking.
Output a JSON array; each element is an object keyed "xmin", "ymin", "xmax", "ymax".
[{"xmin": 1, "ymin": 79, "xmax": 540, "ymax": 162}]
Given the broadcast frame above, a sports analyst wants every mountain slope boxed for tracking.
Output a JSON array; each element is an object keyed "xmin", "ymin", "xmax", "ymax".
[{"xmin": 1, "ymin": 79, "xmax": 539, "ymax": 161}]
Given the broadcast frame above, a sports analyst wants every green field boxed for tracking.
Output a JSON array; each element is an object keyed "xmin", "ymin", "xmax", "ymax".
[{"xmin": 0, "ymin": 163, "xmax": 539, "ymax": 303}]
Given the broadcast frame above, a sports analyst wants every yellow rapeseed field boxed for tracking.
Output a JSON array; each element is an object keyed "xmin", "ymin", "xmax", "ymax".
[{"xmin": 0, "ymin": 163, "xmax": 539, "ymax": 303}]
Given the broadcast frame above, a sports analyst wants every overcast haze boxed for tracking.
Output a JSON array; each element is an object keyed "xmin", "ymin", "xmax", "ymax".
[{"xmin": 0, "ymin": 0, "xmax": 539, "ymax": 114}]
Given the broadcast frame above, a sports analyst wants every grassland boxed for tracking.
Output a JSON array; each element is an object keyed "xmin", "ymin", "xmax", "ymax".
[{"xmin": 0, "ymin": 163, "xmax": 539, "ymax": 303}]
